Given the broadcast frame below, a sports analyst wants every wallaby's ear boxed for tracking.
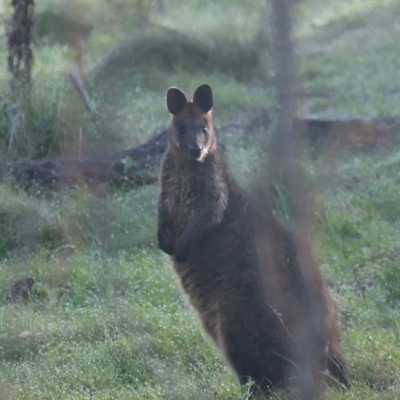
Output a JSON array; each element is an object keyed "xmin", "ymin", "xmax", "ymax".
[
  {"xmin": 193, "ymin": 84, "xmax": 213, "ymax": 113},
  {"xmin": 166, "ymin": 87, "xmax": 187, "ymax": 116}
]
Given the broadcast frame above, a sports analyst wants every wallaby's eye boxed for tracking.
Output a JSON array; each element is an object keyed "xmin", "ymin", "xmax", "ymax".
[
  {"xmin": 178, "ymin": 127, "xmax": 185, "ymax": 136},
  {"xmin": 201, "ymin": 125, "xmax": 207, "ymax": 134}
]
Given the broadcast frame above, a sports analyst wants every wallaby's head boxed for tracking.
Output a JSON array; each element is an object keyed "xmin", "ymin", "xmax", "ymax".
[{"xmin": 166, "ymin": 84, "xmax": 216, "ymax": 161}]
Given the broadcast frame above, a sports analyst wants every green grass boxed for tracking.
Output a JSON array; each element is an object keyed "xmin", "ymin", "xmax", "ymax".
[
  {"xmin": 0, "ymin": 0, "xmax": 400, "ymax": 398},
  {"xmin": 297, "ymin": 0, "xmax": 400, "ymax": 116},
  {"xmin": 0, "ymin": 251, "xmax": 244, "ymax": 399}
]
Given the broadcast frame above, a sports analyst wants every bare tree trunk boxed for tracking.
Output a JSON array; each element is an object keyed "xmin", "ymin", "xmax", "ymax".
[{"xmin": 7, "ymin": 0, "xmax": 34, "ymax": 86}]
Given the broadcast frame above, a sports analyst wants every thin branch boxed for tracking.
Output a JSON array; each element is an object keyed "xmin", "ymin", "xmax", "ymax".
[{"xmin": 68, "ymin": 69, "xmax": 102, "ymax": 128}]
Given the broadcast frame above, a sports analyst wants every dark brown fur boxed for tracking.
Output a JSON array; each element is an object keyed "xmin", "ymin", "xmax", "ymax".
[{"xmin": 157, "ymin": 84, "xmax": 348, "ymax": 397}]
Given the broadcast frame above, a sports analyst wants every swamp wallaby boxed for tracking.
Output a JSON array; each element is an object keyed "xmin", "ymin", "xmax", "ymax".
[{"xmin": 157, "ymin": 84, "xmax": 348, "ymax": 397}]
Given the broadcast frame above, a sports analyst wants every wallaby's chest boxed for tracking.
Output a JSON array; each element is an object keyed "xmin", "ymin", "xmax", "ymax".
[
  {"xmin": 164, "ymin": 166, "xmax": 206, "ymax": 213},
  {"xmin": 160, "ymin": 151, "xmax": 228, "ymax": 237}
]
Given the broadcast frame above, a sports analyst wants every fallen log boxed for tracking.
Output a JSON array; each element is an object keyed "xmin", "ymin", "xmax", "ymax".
[
  {"xmin": 300, "ymin": 115, "xmax": 400, "ymax": 149},
  {"xmin": 0, "ymin": 115, "xmax": 398, "ymax": 191},
  {"xmin": 0, "ymin": 128, "xmax": 168, "ymax": 190}
]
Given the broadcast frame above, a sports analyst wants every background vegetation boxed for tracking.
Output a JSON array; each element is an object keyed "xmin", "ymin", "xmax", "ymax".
[{"xmin": 0, "ymin": 0, "xmax": 399, "ymax": 398}]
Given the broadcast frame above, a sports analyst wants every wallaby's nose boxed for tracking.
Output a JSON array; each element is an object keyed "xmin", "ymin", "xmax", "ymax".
[{"xmin": 189, "ymin": 146, "xmax": 201, "ymax": 159}]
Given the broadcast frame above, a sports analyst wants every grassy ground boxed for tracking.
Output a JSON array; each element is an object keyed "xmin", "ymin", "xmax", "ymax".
[{"xmin": 0, "ymin": 0, "xmax": 400, "ymax": 398}]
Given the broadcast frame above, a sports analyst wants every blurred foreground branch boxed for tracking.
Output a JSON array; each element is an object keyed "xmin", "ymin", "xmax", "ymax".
[{"xmin": 267, "ymin": 1, "xmax": 323, "ymax": 398}]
